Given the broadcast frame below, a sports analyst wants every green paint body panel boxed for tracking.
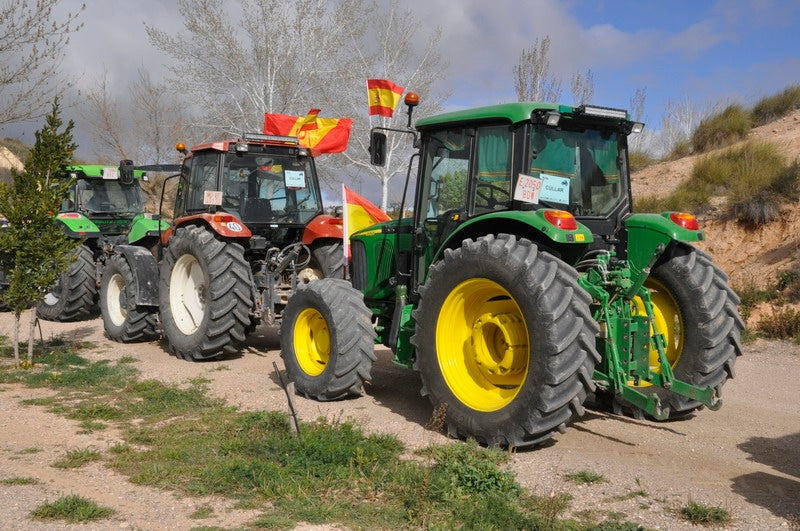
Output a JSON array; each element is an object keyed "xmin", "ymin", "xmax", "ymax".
[
  {"xmin": 55, "ymin": 213, "xmax": 101, "ymax": 236},
  {"xmin": 127, "ymin": 214, "xmax": 169, "ymax": 245}
]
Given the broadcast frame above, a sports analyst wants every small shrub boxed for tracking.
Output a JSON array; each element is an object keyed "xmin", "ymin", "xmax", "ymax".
[
  {"xmin": 679, "ymin": 499, "xmax": 731, "ymax": 525},
  {"xmin": 755, "ymin": 306, "xmax": 800, "ymax": 341},
  {"xmin": 31, "ymin": 494, "xmax": 114, "ymax": 522},
  {"xmin": 752, "ymin": 84, "xmax": 800, "ymax": 126},
  {"xmin": 691, "ymin": 104, "xmax": 752, "ymax": 153},
  {"xmin": 667, "ymin": 139, "xmax": 693, "ymax": 160},
  {"xmin": 52, "ymin": 448, "xmax": 102, "ymax": 469},
  {"xmin": 632, "ymin": 194, "xmax": 669, "ymax": 213},
  {"xmin": 628, "ymin": 151, "xmax": 658, "ymax": 172},
  {"xmin": 565, "ymin": 469, "xmax": 607, "ymax": 485}
]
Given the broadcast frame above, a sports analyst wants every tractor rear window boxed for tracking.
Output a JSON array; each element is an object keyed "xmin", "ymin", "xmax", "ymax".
[{"xmin": 527, "ymin": 126, "xmax": 623, "ymax": 216}]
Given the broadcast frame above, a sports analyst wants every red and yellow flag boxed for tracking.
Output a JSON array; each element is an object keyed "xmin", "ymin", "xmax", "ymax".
[
  {"xmin": 342, "ymin": 184, "xmax": 391, "ymax": 259},
  {"xmin": 367, "ymin": 79, "xmax": 404, "ymax": 117},
  {"xmin": 263, "ymin": 109, "xmax": 352, "ymax": 154}
]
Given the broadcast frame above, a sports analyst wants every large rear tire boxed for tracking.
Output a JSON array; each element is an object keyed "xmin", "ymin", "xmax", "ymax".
[
  {"xmin": 36, "ymin": 244, "xmax": 97, "ymax": 322},
  {"xmin": 159, "ymin": 226, "xmax": 252, "ymax": 360},
  {"xmin": 100, "ymin": 253, "xmax": 158, "ymax": 343},
  {"xmin": 297, "ymin": 240, "xmax": 345, "ymax": 283},
  {"xmin": 632, "ymin": 243, "xmax": 743, "ymax": 417},
  {"xmin": 412, "ymin": 234, "xmax": 600, "ymax": 449},
  {"xmin": 281, "ymin": 278, "xmax": 376, "ymax": 400}
]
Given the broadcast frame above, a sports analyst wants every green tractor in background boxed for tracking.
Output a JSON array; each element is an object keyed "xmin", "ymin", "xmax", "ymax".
[
  {"xmin": 37, "ymin": 161, "xmax": 168, "ymax": 339},
  {"xmin": 280, "ymin": 96, "xmax": 744, "ymax": 448}
]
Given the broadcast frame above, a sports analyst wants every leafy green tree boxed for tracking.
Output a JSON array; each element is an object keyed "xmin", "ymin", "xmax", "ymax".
[{"xmin": 0, "ymin": 100, "xmax": 80, "ymax": 366}]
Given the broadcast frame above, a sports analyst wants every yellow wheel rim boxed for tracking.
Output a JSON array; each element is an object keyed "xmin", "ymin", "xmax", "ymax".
[
  {"xmin": 293, "ymin": 308, "xmax": 330, "ymax": 376},
  {"xmin": 631, "ymin": 277, "xmax": 684, "ymax": 387},
  {"xmin": 436, "ymin": 278, "xmax": 529, "ymax": 411}
]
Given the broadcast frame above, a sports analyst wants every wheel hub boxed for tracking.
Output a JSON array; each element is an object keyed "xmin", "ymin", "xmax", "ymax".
[{"xmin": 471, "ymin": 312, "xmax": 527, "ymax": 376}]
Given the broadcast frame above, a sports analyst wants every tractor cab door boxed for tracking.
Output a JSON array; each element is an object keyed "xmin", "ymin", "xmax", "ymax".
[
  {"xmin": 174, "ymin": 151, "xmax": 223, "ymax": 219},
  {"xmin": 413, "ymin": 124, "xmax": 514, "ymax": 283}
]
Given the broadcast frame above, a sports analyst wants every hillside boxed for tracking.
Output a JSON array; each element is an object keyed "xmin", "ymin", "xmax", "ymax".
[{"xmin": 632, "ymin": 108, "xmax": 800, "ymax": 288}]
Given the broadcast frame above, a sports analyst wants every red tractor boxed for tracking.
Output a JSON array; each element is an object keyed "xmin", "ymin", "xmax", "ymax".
[{"xmin": 104, "ymin": 133, "xmax": 343, "ymax": 360}]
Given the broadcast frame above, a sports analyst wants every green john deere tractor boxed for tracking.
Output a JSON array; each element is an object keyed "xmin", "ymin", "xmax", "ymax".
[
  {"xmin": 280, "ymin": 96, "xmax": 744, "ymax": 448},
  {"xmin": 37, "ymin": 161, "xmax": 168, "ymax": 332}
]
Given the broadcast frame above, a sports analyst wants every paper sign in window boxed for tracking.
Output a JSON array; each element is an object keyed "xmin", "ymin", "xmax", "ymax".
[
  {"xmin": 285, "ymin": 170, "xmax": 306, "ymax": 189},
  {"xmin": 204, "ymin": 190, "xmax": 223, "ymax": 205},
  {"xmin": 514, "ymin": 173, "xmax": 542, "ymax": 204},
  {"xmin": 539, "ymin": 173, "xmax": 571, "ymax": 205}
]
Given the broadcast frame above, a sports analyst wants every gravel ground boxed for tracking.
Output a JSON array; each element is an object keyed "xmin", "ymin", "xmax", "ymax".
[{"xmin": 0, "ymin": 311, "xmax": 798, "ymax": 530}]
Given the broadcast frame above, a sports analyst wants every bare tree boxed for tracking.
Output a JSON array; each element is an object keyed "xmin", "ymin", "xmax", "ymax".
[
  {"xmin": 570, "ymin": 69, "xmax": 594, "ymax": 106},
  {"xmin": 513, "ymin": 36, "xmax": 562, "ymax": 103},
  {"xmin": 323, "ymin": 0, "xmax": 450, "ymax": 210},
  {"xmin": 84, "ymin": 69, "xmax": 190, "ymax": 165},
  {"xmin": 628, "ymin": 87, "xmax": 648, "ymax": 152},
  {"xmin": 0, "ymin": 0, "xmax": 84, "ymax": 125},
  {"xmin": 146, "ymin": 0, "xmax": 371, "ymax": 137},
  {"xmin": 661, "ymin": 96, "xmax": 703, "ymax": 151}
]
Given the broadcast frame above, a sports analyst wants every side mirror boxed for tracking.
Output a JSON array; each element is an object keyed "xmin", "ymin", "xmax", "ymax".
[{"xmin": 369, "ymin": 131, "xmax": 387, "ymax": 166}]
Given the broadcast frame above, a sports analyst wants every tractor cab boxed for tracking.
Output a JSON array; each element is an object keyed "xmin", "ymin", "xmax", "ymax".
[{"xmin": 173, "ymin": 134, "xmax": 325, "ymax": 245}]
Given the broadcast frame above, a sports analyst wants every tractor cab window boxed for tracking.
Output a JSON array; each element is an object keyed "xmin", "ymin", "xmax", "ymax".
[
  {"xmin": 473, "ymin": 125, "xmax": 512, "ymax": 214},
  {"xmin": 527, "ymin": 125, "xmax": 622, "ymax": 216},
  {"xmin": 220, "ymin": 151, "xmax": 321, "ymax": 225},
  {"xmin": 182, "ymin": 152, "xmax": 220, "ymax": 213},
  {"xmin": 75, "ymin": 179, "xmax": 144, "ymax": 215}
]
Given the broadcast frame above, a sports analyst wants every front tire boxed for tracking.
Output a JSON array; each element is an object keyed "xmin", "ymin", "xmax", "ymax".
[
  {"xmin": 36, "ymin": 244, "xmax": 97, "ymax": 322},
  {"xmin": 159, "ymin": 226, "xmax": 252, "ymax": 360},
  {"xmin": 633, "ymin": 243, "xmax": 743, "ymax": 416},
  {"xmin": 100, "ymin": 254, "xmax": 158, "ymax": 343},
  {"xmin": 281, "ymin": 278, "xmax": 376, "ymax": 400},
  {"xmin": 412, "ymin": 234, "xmax": 600, "ymax": 449}
]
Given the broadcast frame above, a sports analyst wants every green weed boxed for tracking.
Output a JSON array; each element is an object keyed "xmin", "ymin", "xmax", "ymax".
[
  {"xmin": 679, "ymin": 499, "xmax": 731, "ymax": 525},
  {"xmin": 52, "ymin": 447, "xmax": 102, "ymax": 469},
  {"xmin": 0, "ymin": 476, "xmax": 39, "ymax": 485},
  {"xmin": 692, "ymin": 104, "xmax": 751, "ymax": 152},
  {"xmin": 30, "ymin": 494, "xmax": 114, "ymax": 523},
  {"xmin": 752, "ymin": 84, "xmax": 800, "ymax": 125},
  {"xmin": 565, "ymin": 469, "xmax": 607, "ymax": 485}
]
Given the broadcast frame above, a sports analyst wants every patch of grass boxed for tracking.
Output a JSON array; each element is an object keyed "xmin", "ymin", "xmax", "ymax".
[
  {"xmin": 118, "ymin": 355, "xmax": 137, "ymax": 364},
  {"xmin": 0, "ymin": 476, "xmax": 40, "ymax": 485},
  {"xmin": 78, "ymin": 420, "xmax": 108, "ymax": 432},
  {"xmin": 752, "ymin": 84, "xmax": 800, "ymax": 126},
  {"xmin": 52, "ymin": 447, "xmax": 102, "ymax": 469},
  {"xmin": 604, "ymin": 489, "xmax": 649, "ymax": 502},
  {"xmin": 30, "ymin": 494, "xmax": 114, "ymax": 523},
  {"xmin": 629, "ymin": 151, "xmax": 658, "ymax": 172},
  {"xmin": 679, "ymin": 499, "xmax": 731, "ymax": 526},
  {"xmin": 17, "ymin": 447, "xmax": 41, "ymax": 455},
  {"xmin": 565, "ymin": 469, "xmax": 607, "ymax": 485},
  {"xmin": 691, "ymin": 104, "xmax": 751, "ymax": 153},
  {"xmin": 632, "ymin": 194, "xmax": 670, "ymax": 213},
  {"xmin": 189, "ymin": 504, "xmax": 215, "ymax": 519},
  {"xmin": 651, "ymin": 140, "xmax": 797, "ymax": 225},
  {"xmin": 70, "ymin": 400, "xmax": 126, "ymax": 421}
]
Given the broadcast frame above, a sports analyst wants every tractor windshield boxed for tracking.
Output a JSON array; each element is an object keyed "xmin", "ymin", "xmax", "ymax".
[
  {"xmin": 73, "ymin": 179, "xmax": 144, "ymax": 215},
  {"xmin": 220, "ymin": 151, "xmax": 322, "ymax": 225},
  {"xmin": 527, "ymin": 125, "xmax": 624, "ymax": 216}
]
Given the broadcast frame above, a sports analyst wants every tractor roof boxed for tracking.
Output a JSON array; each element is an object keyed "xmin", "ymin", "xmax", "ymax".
[
  {"xmin": 189, "ymin": 134, "xmax": 300, "ymax": 153},
  {"xmin": 415, "ymin": 102, "xmax": 631, "ymax": 129},
  {"xmin": 65, "ymin": 165, "xmax": 146, "ymax": 180}
]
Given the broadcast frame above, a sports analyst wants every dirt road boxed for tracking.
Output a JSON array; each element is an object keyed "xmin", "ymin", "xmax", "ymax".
[{"xmin": 0, "ymin": 311, "xmax": 798, "ymax": 530}]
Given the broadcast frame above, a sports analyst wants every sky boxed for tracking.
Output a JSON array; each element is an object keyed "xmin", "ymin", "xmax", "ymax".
[{"xmin": 2, "ymin": 0, "xmax": 799, "ymax": 198}]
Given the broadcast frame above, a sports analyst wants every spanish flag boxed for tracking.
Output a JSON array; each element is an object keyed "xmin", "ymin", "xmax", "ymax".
[
  {"xmin": 342, "ymin": 184, "xmax": 391, "ymax": 259},
  {"xmin": 263, "ymin": 109, "xmax": 352, "ymax": 154},
  {"xmin": 367, "ymin": 79, "xmax": 404, "ymax": 117}
]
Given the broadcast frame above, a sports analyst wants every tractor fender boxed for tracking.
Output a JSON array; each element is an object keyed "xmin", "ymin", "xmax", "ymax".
[
  {"xmin": 127, "ymin": 213, "xmax": 169, "ymax": 245},
  {"xmin": 55, "ymin": 212, "xmax": 101, "ymax": 238},
  {"xmin": 112, "ymin": 245, "xmax": 160, "ymax": 306},
  {"xmin": 161, "ymin": 212, "xmax": 252, "ymax": 245},
  {"xmin": 435, "ymin": 209, "xmax": 593, "ymax": 263},
  {"xmin": 624, "ymin": 213, "xmax": 705, "ymax": 276},
  {"xmin": 302, "ymin": 214, "xmax": 344, "ymax": 245}
]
